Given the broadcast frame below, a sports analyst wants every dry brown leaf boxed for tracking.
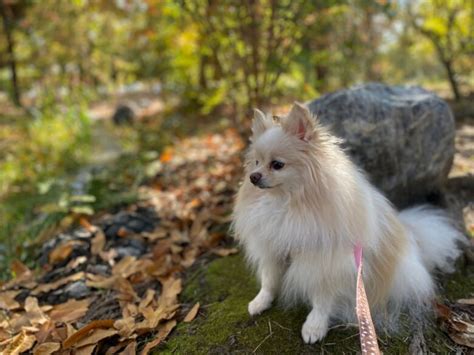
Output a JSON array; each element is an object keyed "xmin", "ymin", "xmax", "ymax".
[
  {"xmin": 66, "ymin": 323, "xmax": 76, "ymax": 339},
  {"xmin": 0, "ymin": 329, "xmax": 11, "ymax": 342},
  {"xmin": 86, "ymin": 274, "xmax": 118, "ymax": 289},
  {"xmin": 33, "ymin": 342, "xmax": 61, "ymax": 355},
  {"xmin": 117, "ymin": 227, "xmax": 131, "ymax": 238},
  {"xmin": 183, "ymin": 302, "xmax": 200, "ymax": 323},
  {"xmin": 115, "ymin": 277, "xmax": 139, "ymax": 302},
  {"xmin": 143, "ymin": 228, "xmax": 168, "ymax": 241},
  {"xmin": 1, "ymin": 329, "xmax": 36, "ymax": 354},
  {"xmin": 48, "ymin": 240, "xmax": 79, "ymax": 264},
  {"xmin": 75, "ymin": 343, "xmax": 96, "ymax": 355},
  {"xmin": 181, "ymin": 247, "xmax": 199, "ymax": 268},
  {"xmin": 139, "ymin": 289, "xmax": 156, "ymax": 311},
  {"xmin": 159, "ymin": 277, "xmax": 182, "ymax": 308},
  {"xmin": 2, "ymin": 260, "xmax": 35, "ymax": 290},
  {"xmin": 34, "ymin": 320, "xmax": 56, "ymax": 343},
  {"xmin": 211, "ymin": 247, "xmax": 239, "ymax": 257},
  {"xmin": 91, "ymin": 230, "xmax": 106, "ymax": 255},
  {"xmin": 436, "ymin": 301, "xmax": 474, "ymax": 348},
  {"xmin": 119, "ymin": 341, "xmax": 136, "ymax": 355},
  {"xmin": 32, "ymin": 272, "xmax": 85, "ymax": 295},
  {"xmin": 99, "ymin": 249, "xmax": 118, "ymax": 265},
  {"xmin": 66, "ymin": 255, "xmax": 88, "ymax": 269},
  {"xmin": 104, "ymin": 340, "xmax": 132, "ymax": 355},
  {"xmin": 136, "ymin": 303, "xmax": 179, "ymax": 334},
  {"xmin": 0, "ymin": 290, "xmax": 21, "ymax": 310},
  {"xmin": 7, "ymin": 312, "xmax": 31, "ymax": 333},
  {"xmin": 62, "ymin": 319, "xmax": 114, "ymax": 349},
  {"xmin": 458, "ymin": 298, "xmax": 474, "ymax": 305},
  {"xmin": 10, "ymin": 259, "xmax": 31, "ymax": 277},
  {"xmin": 114, "ymin": 317, "xmax": 136, "ymax": 338},
  {"xmin": 112, "ymin": 256, "xmax": 136, "ymax": 277},
  {"xmin": 140, "ymin": 319, "xmax": 177, "ymax": 355},
  {"xmin": 49, "ymin": 298, "xmax": 92, "ymax": 323},
  {"xmin": 120, "ymin": 302, "xmax": 138, "ymax": 319},
  {"xmin": 152, "ymin": 240, "xmax": 172, "ymax": 259},
  {"xmin": 25, "ymin": 297, "xmax": 49, "ymax": 326},
  {"xmin": 74, "ymin": 328, "xmax": 117, "ymax": 348},
  {"xmin": 78, "ymin": 217, "xmax": 95, "ymax": 232}
]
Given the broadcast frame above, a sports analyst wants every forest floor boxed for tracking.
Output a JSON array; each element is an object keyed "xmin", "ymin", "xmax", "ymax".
[{"xmin": 0, "ymin": 106, "xmax": 473, "ymax": 354}]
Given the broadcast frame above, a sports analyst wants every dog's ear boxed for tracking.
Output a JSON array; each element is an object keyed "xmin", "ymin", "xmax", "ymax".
[
  {"xmin": 251, "ymin": 108, "xmax": 271, "ymax": 139},
  {"xmin": 281, "ymin": 102, "xmax": 315, "ymax": 141}
]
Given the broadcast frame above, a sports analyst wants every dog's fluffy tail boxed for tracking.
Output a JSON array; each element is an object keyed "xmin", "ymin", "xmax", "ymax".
[{"xmin": 399, "ymin": 206, "xmax": 464, "ymax": 274}]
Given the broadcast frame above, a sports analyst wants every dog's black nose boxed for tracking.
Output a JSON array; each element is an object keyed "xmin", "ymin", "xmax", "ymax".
[{"xmin": 250, "ymin": 172, "xmax": 262, "ymax": 185}]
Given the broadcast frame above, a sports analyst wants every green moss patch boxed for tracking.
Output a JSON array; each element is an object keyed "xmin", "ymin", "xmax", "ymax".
[{"xmin": 158, "ymin": 254, "xmax": 472, "ymax": 354}]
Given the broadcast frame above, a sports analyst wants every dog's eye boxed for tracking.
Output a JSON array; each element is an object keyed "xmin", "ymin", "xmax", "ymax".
[{"xmin": 270, "ymin": 160, "xmax": 285, "ymax": 170}]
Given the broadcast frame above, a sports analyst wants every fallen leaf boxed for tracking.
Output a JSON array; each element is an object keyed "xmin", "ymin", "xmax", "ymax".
[
  {"xmin": 115, "ymin": 277, "xmax": 139, "ymax": 302},
  {"xmin": 183, "ymin": 302, "xmax": 200, "ymax": 323},
  {"xmin": 114, "ymin": 317, "xmax": 136, "ymax": 338},
  {"xmin": 119, "ymin": 341, "xmax": 136, "ymax": 354},
  {"xmin": 436, "ymin": 301, "xmax": 474, "ymax": 348},
  {"xmin": 104, "ymin": 340, "xmax": 132, "ymax": 355},
  {"xmin": 33, "ymin": 342, "xmax": 61, "ymax": 355},
  {"xmin": 66, "ymin": 255, "xmax": 88, "ymax": 269},
  {"xmin": 75, "ymin": 343, "xmax": 96, "ymax": 355},
  {"xmin": 1, "ymin": 329, "xmax": 36, "ymax": 354},
  {"xmin": 112, "ymin": 256, "xmax": 136, "ymax": 277},
  {"xmin": 143, "ymin": 228, "xmax": 168, "ymax": 241},
  {"xmin": 11, "ymin": 259, "xmax": 31, "ymax": 277},
  {"xmin": 181, "ymin": 246, "xmax": 199, "ymax": 268},
  {"xmin": 48, "ymin": 240, "xmax": 79, "ymax": 264},
  {"xmin": 140, "ymin": 319, "xmax": 177, "ymax": 355},
  {"xmin": 0, "ymin": 290, "xmax": 21, "ymax": 310},
  {"xmin": 49, "ymin": 298, "xmax": 92, "ymax": 323},
  {"xmin": 458, "ymin": 298, "xmax": 474, "ymax": 305},
  {"xmin": 86, "ymin": 274, "xmax": 118, "ymax": 289},
  {"xmin": 139, "ymin": 289, "xmax": 156, "ymax": 311},
  {"xmin": 32, "ymin": 272, "xmax": 85, "ymax": 295},
  {"xmin": 34, "ymin": 320, "xmax": 56, "ymax": 343},
  {"xmin": 25, "ymin": 296, "xmax": 49, "ymax": 326},
  {"xmin": 63, "ymin": 319, "xmax": 114, "ymax": 349},
  {"xmin": 74, "ymin": 328, "xmax": 117, "ymax": 348},
  {"xmin": 211, "ymin": 247, "xmax": 239, "ymax": 257},
  {"xmin": 91, "ymin": 230, "xmax": 106, "ymax": 255},
  {"xmin": 158, "ymin": 277, "xmax": 182, "ymax": 308},
  {"xmin": 79, "ymin": 217, "xmax": 95, "ymax": 231}
]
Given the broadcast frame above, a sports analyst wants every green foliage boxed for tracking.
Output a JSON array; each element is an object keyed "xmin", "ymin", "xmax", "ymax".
[
  {"xmin": 0, "ymin": 107, "xmax": 91, "ymax": 195},
  {"xmin": 406, "ymin": 0, "xmax": 474, "ymax": 98}
]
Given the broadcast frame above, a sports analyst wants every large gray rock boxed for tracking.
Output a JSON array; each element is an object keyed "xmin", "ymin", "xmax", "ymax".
[{"xmin": 307, "ymin": 83, "xmax": 455, "ymax": 207}]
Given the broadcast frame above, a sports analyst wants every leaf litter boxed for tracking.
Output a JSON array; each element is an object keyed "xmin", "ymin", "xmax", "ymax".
[{"xmin": 0, "ymin": 130, "xmax": 244, "ymax": 354}]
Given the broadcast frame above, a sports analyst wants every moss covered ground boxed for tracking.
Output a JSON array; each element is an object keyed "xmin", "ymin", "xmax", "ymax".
[{"xmin": 157, "ymin": 253, "xmax": 473, "ymax": 354}]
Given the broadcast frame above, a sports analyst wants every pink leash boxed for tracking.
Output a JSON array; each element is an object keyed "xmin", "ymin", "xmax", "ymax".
[{"xmin": 354, "ymin": 243, "xmax": 381, "ymax": 354}]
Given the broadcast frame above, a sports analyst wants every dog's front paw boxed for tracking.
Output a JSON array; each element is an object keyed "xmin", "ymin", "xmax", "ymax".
[
  {"xmin": 301, "ymin": 318, "xmax": 328, "ymax": 344},
  {"xmin": 248, "ymin": 290, "xmax": 273, "ymax": 316}
]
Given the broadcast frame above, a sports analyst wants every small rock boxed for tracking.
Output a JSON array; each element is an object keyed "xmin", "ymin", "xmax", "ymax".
[
  {"xmin": 115, "ymin": 246, "xmax": 143, "ymax": 259},
  {"xmin": 86, "ymin": 264, "xmax": 110, "ymax": 276},
  {"xmin": 103, "ymin": 211, "xmax": 155, "ymax": 239},
  {"xmin": 112, "ymin": 105, "xmax": 135, "ymax": 125},
  {"xmin": 62, "ymin": 281, "xmax": 91, "ymax": 300}
]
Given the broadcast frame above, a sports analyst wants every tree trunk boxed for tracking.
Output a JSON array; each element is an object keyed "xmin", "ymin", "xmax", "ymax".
[
  {"xmin": 0, "ymin": 0, "xmax": 21, "ymax": 106},
  {"xmin": 443, "ymin": 59, "xmax": 461, "ymax": 101}
]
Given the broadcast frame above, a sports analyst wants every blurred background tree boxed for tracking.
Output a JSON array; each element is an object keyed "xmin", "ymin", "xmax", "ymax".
[
  {"xmin": 0, "ymin": 0, "xmax": 473, "ymax": 272},
  {"xmin": 1, "ymin": 0, "xmax": 472, "ymax": 115}
]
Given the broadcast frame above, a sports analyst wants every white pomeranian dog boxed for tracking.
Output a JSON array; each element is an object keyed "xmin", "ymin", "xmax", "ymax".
[{"xmin": 232, "ymin": 102, "xmax": 463, "ymax": 344}]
